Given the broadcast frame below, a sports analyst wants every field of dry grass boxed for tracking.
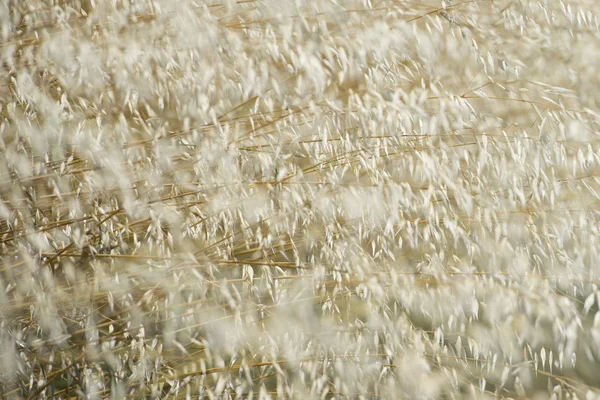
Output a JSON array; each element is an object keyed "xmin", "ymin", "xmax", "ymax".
[{"xmin": 2, "ymin": 0, "xmax": 600, "ymax": 398}]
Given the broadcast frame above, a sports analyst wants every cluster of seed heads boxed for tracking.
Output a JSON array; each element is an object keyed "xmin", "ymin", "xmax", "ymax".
[{"xmin": 2, "ymin": 0, "xmax": 600, "ymax": 399}]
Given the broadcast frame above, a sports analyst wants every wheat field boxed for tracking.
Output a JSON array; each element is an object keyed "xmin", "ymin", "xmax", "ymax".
[{"xmin": 2, "ymin": 0, "xmax": 600, "ymax": 399}]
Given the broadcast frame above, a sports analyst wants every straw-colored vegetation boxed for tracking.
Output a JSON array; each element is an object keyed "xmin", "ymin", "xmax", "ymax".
[{"xmin": 2, "ymin": 0, "xmax": 600, "ymax": 398}]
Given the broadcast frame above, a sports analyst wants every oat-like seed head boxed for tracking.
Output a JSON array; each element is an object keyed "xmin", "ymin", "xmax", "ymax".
[{"xmin": 2, "ymin": 0, "xmax": 600, "ymax": 399}]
